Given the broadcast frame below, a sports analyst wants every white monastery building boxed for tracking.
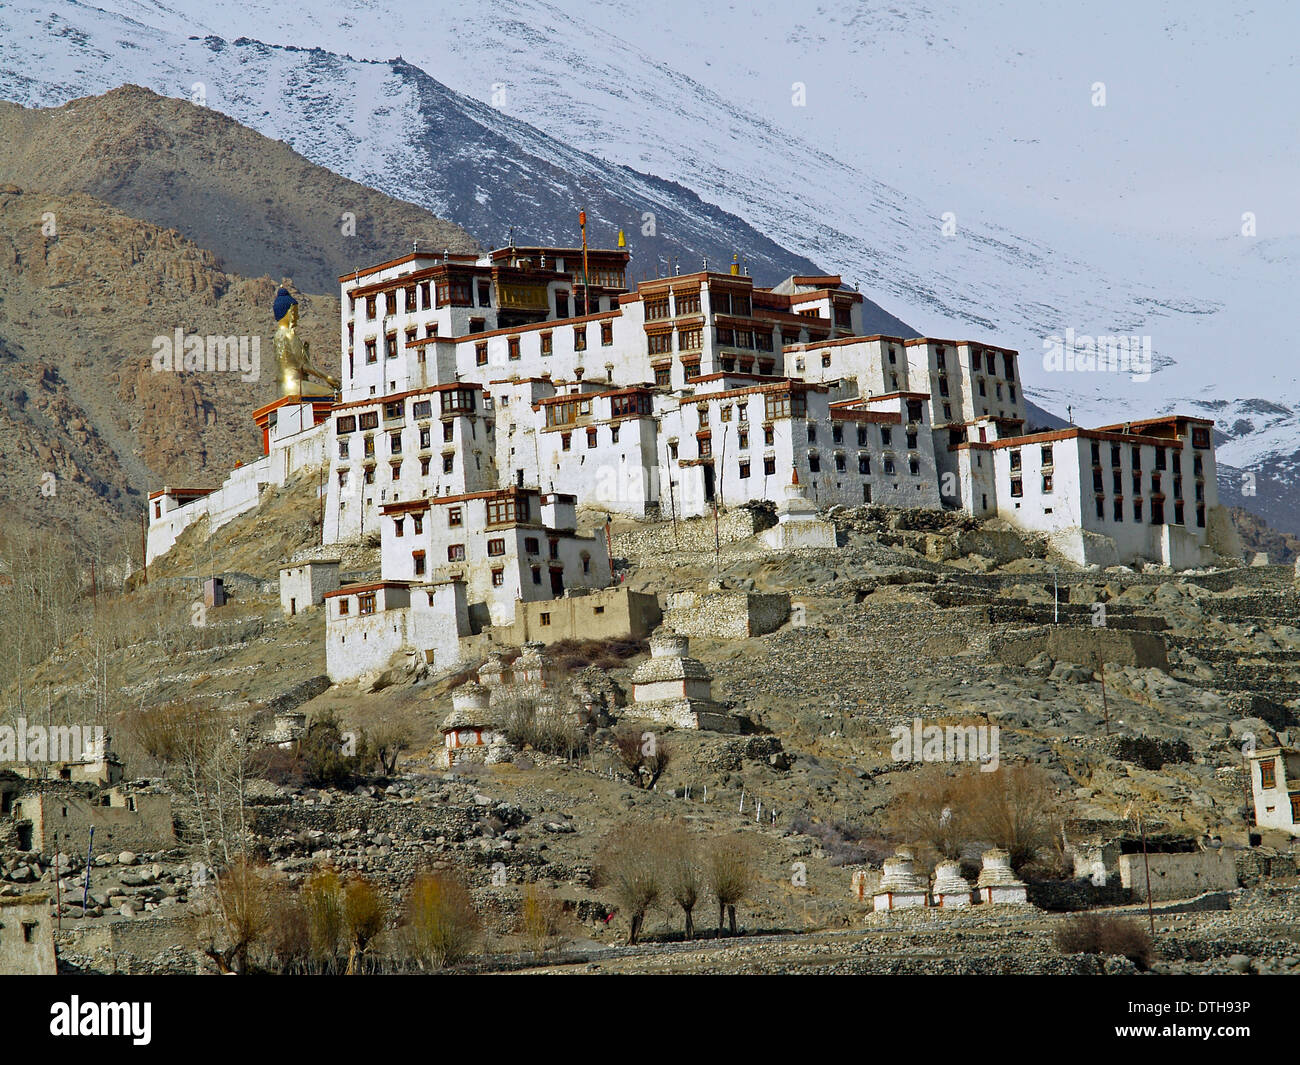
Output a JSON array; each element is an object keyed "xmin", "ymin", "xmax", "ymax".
[{"xmin": 145, "ymin": 236, "xmax": 1237, "ymax": 682}]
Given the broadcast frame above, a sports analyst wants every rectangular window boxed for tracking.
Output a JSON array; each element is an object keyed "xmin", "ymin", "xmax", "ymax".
[
  {"xmin": 448, "ymin": 506, "xmax": 463, "ymax": 527},
  {"xmin": 358, "ymin": 592, "xmax": 376, "ymax": 616},
  {"xmin": 413, "ymin": 551, "xmax": 426, "ymax": 576},
  {"xmin": 491, "ymin": 568, "xmax": 505, "ymax": 587},
  {"xmin": 587, "ymin": 427, "xmax": 598, "ymax": 449},
  {"xmin": 858, "ymin": 454, "xmax": 870, "ymax": 475},
  {"xmin": 487, "ymin": 538, "xmax": 505, "ymax": 557},
  {"xmin": 365, "ymin": 339, "xmax": 377, "ymax": 364},
  {"xmin": 360, "ymin": 411, "xmax": 379, "ymax": 431},
  {"xmin": 338, "ymin": 598, "xmax": 349, "ymax": 616},
  {"xmin": 739, "ymin": 460, "xmax": 751, "ymax": 479},
  {"xmin": 653, "ymin": 363, "xmax": 671, "ymax": 387},
  {"xmin": 448, "ymin": 544, "xmax": 465, "ymax": 562},
  {"xmin": 1113, "ymin": 498, "xmax": 1123, "ymax": 522},
  {"xmin": 573, "ymin": 325, "xmax": 588, "ymax": 351},
  {"xmin": 394, "ymin": 517, "xmax": 405, "ymax": 538},
  {"xmin": 601, "ymin": 321, "xmax": 614, "ymax": 346},
  {"xmin": 540, "ymin": 331, "xmax": 553, "ymax": 355},
  {"xmin": 508, "ymin": 336, "xmax": 521, "ymax": 361},
  {"xmin": 763, "ymin": 457, "xmax": 776, "ymax": 476},
  {"xmin": 1260, "ymin": 759, "xmax": 1276, "ymax": 789},
  {"xmin": 525, "ymin": 537, "xmax": 540, "ymax": 554},
  {"xmin": 1010, "ymin": 477, "xmax": 1023, "ymax": 498},
  {"xmin": 1133, "ymin": 498, "xmax": 1143, "ymax": 521},
  {"xmin": 648, "ymin": 331, "xmax": 673, "ymax": 355}
]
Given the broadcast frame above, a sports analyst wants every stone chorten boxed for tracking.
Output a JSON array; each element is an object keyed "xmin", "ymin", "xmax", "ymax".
[
  {"xmin": 872, "ymin": 847, "xmax": 930, "ymax": 910},
  {"xmin": 629, "ymin": 627, "xmax": 738, "ymax": 732},
  {"xmin": 761, "ymin": 468, "xmax": 837, "ymax": 550},
  {"xmin": 477, "ymin": 650, "xmax": 513, "ymax": 689},
  {"xmin": 975, "ymin": 848, "xmax": 1028, "ymax": 904},
  {"xmin": 438, "ymin": 683, "xmax": 512, "ymax": 767},
  {"xmin": 931, "ymin": 860, "xmax": 974, "ymax": 908},
  {"xmin": 513, "ymin": 641, "xmax": 561, "ymax": 692}
]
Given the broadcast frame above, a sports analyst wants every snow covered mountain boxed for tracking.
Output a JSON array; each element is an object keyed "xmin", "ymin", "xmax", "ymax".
[{"xmin": 3, "ymin": 0, "xmax": 1298, "ymax": 524}]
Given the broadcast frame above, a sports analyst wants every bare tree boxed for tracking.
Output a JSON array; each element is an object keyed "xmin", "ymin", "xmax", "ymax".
[
  {"xmin": 342, "ymin": 875, "xmax": 388, "ymax": 975},
  {"xmin": 610, "ymin": 725, "xmax": 670, "ymax": 789},
  {"xmin": 661, "ymin": 820, "xmax": 704, "ymax": 939},
  {"xmin": 706, "ymin": 833, "xmax": 756, "ymax": 937},
  {"xmin": 202, "ymin": 858, "xmax": 273, "ymax": 974},
  {"xmin": 884, "ymin": 762, "xmax": 967, "ymax": 861},
  {"xmin": 401, "ymin": 871, "xmax": 480, "ymax": 969},
  {"xmin": 519, "ymin": 882, "xmax": 564, "ymax": 957},
  {"xmin": 302, "ymin": 869, "xmax": 345, "ymax": 973},
  {"xmin": 961, "ymin": 763, "xmax": 1062, "ymax": 869},
  {"xmin": 596, "ymin": 823, "xmax": 665, "ymax": 944}
]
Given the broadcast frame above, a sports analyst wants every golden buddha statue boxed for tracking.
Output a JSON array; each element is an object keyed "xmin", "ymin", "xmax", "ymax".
[{"xmin": 273, "ymin": 287, "xmax": 339, "ymax": 397}]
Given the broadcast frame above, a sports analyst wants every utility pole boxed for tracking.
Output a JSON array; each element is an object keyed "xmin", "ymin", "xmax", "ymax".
[{"xmin": 140, "ymin": 509, "xmax": 148, "ymax": 585}]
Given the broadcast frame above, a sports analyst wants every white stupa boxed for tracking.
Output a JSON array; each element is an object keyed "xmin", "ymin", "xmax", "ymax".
[
  {"xmin": 761, "ymin": 468, "xmax": 837, "ymax": 550},
  {"xmin": 629, "ymin": 627, "xmax": 739, "ymax": 732},
  {"xmin": 873, "ymin": 847, "xmax": 930, "ymax": 910},
  {"xmin": 931, "ymin": 860, "xmax": 974, "ymax": 908},
  {"xmin": 975, "ymin": 848, "xmax": 1029, "ymax": 904}
]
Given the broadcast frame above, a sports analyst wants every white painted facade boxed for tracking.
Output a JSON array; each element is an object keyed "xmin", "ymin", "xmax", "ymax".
[
  {"xmin": 980, "ymin": 416, "xmax": 1221, "ymax": 567},
  {"xmin": 381, "ymin": 487, "xmax": 611, "ymax": 629},
  {"xmin": 323, "ymin": 580, "xmax": 470, "ymax": 683},
  {"xmin": 1250, "ymin": 747, "xmax": 1300, "ymax": 836},
  {"xmin": 279, "ymin": 560, "xmax": 341, "ymax": 615}
]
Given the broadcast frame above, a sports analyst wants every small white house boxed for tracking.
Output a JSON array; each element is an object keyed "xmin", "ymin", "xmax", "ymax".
[
  {"xmin": 279, "ymin": 559, "xmax": 342, "ymax": 616},
  {"xmin": 1250, "ymin": 747, "xmax": 1300, "ymax": 836},
  {"xmin": 324, "ymin": 579, "xmax": 470, "ymax": 683}
]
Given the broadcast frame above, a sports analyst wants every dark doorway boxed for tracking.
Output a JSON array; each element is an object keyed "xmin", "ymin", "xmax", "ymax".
[
  {"xmin": 703, "ymin": 465, "xmax": 716, "ymax": 503},
  {"xmin": 550, "ymin": 567, "xmax": 565, "ymax": 595}
]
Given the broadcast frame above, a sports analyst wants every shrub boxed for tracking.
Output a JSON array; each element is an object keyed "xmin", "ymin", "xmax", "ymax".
[
  {"xmin": 1054, "ymin": 913, "xmax": 1154, "ymax": 969},
  {"xmin": 499, "ymin": 694, "xmax": 586, "ymax": 758},
  {"xmin": 341, "ymin": 875, "xmax": 388, "ymax": 974},
  {"xmin": 790, "ymin": 815, "xmax": 893, "ymax": 867},
  {"xmin": 299, "ymin": 712, "xmax": 362, "ymax": 788},
  {"xmin": 520, "ymin": 883, "xmax": 565, "ymax": 956},
  {"xmin": 402, "ymin": 872, "xmax": 480, "ymax": 968},
  {"xmin": 301, "ymin": 870, "xmax": 344, "ymax": 972},
  {"xmin": 610, "ymin": 724, "xmax": 670, "ymax": 789}
]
